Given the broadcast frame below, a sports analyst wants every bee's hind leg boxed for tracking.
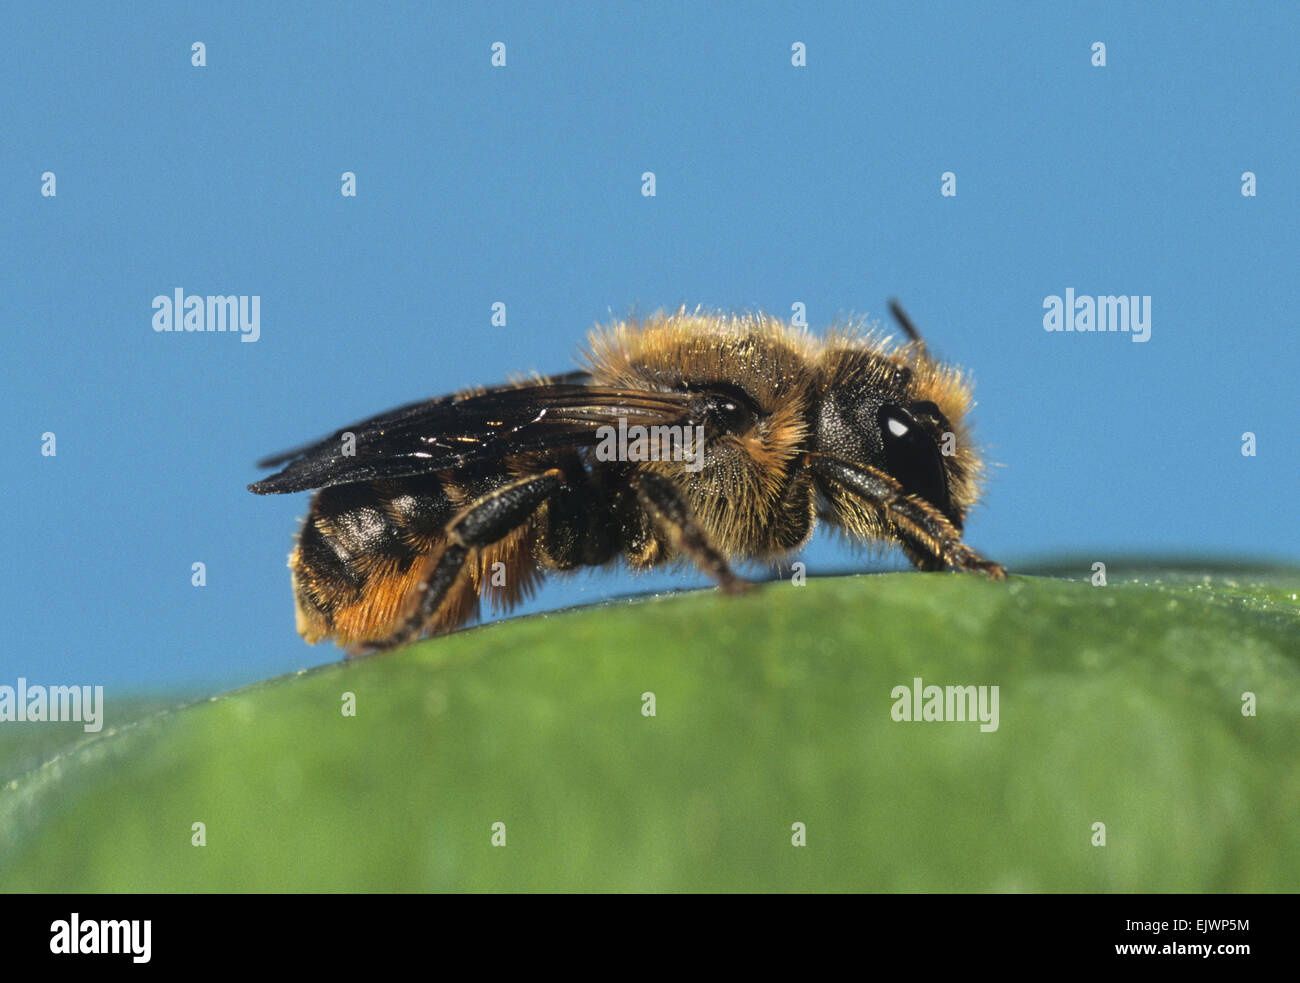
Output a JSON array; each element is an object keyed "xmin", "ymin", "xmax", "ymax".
[{"xmin": 368, "ymin": 469, "xmax": 566, "ymax": 651}]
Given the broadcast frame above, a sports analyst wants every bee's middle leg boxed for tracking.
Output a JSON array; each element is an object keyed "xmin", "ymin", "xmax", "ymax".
[
  {"xmin": 372, "ymin": 469, "xmax": 565, "ymax": 651},
  {"xmin": 632, "ymin": 472, "xmax": 751, "ymax": 594}
]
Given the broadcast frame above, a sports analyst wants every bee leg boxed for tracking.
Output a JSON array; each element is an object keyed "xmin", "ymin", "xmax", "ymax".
[
  {"xmin": 808, "ymin": 454, "xmax": 1006, "ymax": 580},
  {"xmin": 370, "ymin": 469, "xmax": 566, "ymax": 651},
  {"xmin": 633, "ymin": 472, "xmax": 752, "ymax": 594},
  {"xmin": 897, "ymin": 534, "xmax": 947, "ymax": 572}
]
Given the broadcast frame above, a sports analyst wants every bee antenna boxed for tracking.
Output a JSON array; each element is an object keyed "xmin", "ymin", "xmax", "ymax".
[{"xmin": 888, "ymin": 298, "xmax": 929, "ymax": 356}]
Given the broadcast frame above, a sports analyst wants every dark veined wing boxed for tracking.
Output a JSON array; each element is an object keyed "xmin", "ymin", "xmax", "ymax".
[
  {"xmin": 252, "ymin": 370, "xmax": 593, "ymax": 470},
  {"xmin": 248, "ymin": 375, "xmax": 695, "ymax": 494}
]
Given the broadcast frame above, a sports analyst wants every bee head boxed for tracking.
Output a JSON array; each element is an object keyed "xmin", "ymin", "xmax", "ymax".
[{"xmin": 816, "ymin": 349, "xmax": 980, "ymax": 533}]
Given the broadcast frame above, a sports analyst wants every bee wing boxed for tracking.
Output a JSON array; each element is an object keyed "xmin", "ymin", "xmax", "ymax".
[
  {"xmin": 251, "ymin": 370, "xmax": 594, "ymax": 470},
  {"xmin": 248, "ymin": 377, "xmax": 695, "ymax": 494}
]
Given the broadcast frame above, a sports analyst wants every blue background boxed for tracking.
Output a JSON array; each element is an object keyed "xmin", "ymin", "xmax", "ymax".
[{"xmin": 3, "ymin": 1, "xmax": 1296, "ymax": 694}]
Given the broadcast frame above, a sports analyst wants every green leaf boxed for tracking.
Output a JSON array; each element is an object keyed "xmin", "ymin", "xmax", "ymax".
[{"xmin": 2, "ymin": 566, "xmax": 1298, "ymax": 892}]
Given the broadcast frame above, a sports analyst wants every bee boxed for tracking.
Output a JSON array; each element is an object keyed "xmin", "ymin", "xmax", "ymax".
[{"xmin": 249, "ymin": 302, "xmax": 1005, "ymax": 653}]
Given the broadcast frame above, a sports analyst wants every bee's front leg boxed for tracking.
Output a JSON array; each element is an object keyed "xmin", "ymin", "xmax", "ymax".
[{"xmin": 808, "ymin": 454, "xmax": 1006, "ymax": 581}]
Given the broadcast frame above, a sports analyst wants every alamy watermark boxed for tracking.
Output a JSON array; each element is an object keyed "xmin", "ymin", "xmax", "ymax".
[
  {"xmin": 593, "ymin": 417, "xmax": 706, "ymax": 472},
  {"xmin": 50, "ymin": 914, "xmax": 150, "ymax": 963},
  {"xmin": 1042, "ymin": 288, "xmax": 1151, "ymax": 343},
  {"xmin": 152, "ymin": 287, "xmax": 260, "ymax": 342},
  {"xmin": 0, "ymin": 677, "xmax": 104, "ymax": 732},
  {"xmin": 891, "ymin": 676, "xmax": 999, "ymax": 732}
]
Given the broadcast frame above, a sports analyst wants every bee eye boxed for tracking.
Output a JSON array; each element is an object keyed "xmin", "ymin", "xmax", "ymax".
[{"xmin": 877, "ymin": 404, "xmax": 952, "ymax": 515}]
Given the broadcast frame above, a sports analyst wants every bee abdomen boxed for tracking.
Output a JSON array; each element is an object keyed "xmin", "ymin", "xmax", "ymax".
[{"xmin": 290, "ymin": 477, "xmax": 461, "ymax": 646}]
